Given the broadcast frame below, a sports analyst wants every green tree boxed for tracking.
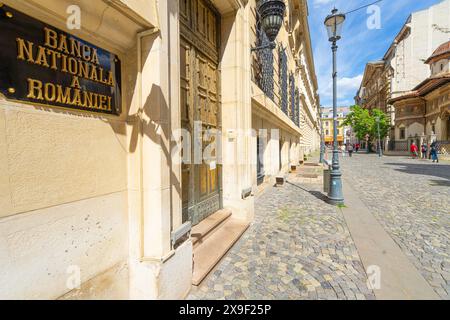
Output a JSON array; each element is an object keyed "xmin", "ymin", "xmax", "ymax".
[
  {"xmin": 342, "ymin": 105, "xmax": 372, "ymax": 141},
  {"xmin": 370, "ymin": 109, "xmax": 390, "ymax": 141},
  {"xmin": 342, "ymin": 105, "xmax": 390, "ymax": 152}
]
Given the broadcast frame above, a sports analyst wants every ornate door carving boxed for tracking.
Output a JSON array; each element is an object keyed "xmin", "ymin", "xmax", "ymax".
[{"xmin": 180, "ymin": 0, "xmax": 222, "ymax": 226}]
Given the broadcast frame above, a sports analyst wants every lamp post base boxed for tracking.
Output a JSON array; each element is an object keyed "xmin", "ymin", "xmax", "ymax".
[
  {"xmin": 327, "ymin": 196, "xmax": 345, "ymax": 206},
  {"xmin": 327, "ymin": 170, "xmax": 344, "ymax": 205}
]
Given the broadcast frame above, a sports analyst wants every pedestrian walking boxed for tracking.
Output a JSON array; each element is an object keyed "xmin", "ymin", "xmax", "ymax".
[
  {"xmin": 341, "ymin": 144, "xmax": 346, "ymax": 157},
  {"xmin": 421, "ymin": 143, "xmax": 428, "ymax": 159},
  {"xmin": 430, "ymin": 141, "xmax": 439, "ymax": 163},
  {"xmin": 348, "ymin": 144, "xmax": 354, "ymax": 157},
  {"xmin": 355, "ymin": 143, "xmax": 360, "ymax": 153},
  {"xmin": 410, "ymin": 142, "xmax": 419, "ymax": 159}
]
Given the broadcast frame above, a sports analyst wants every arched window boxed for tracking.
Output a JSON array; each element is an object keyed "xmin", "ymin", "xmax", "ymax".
[{"xmin": 399, "ymin": 127, "xmax": 406, "ymax": 140}]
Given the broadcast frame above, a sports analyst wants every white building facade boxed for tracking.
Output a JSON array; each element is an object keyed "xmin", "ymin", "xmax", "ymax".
[
  {"xmin": 358, "ymin": 0, "xmax": 450, "ymax": 146},
  {"xmin": 385, "ymin": 0, "xmax": 450, "ymax": 99}
]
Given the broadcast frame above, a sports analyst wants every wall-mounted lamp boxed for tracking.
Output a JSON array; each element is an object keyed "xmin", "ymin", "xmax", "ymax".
[{"xmin": 251, "ymin": 0, "xmax": 286, "ymax": 52}]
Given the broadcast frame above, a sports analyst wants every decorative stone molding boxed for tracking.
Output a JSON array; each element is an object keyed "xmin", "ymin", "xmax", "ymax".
[
  {"xmin": 2, "ymin": 0, "xmax": 157, "ymax": 52},
  {"xmin": 396, "ymin": 118, "xmax": 425, "ymax": 127},
  {"xmin": 441, "ymin": 107, "xmax": 450, "ymax": 119},
  {"xmin": 251, "ymin": 82, "xmax": 301, "ymax": 136},
  {"xmin": 426, "ymin": 113, "xmax": 441, "ymax": 124},
  {"xmin": 210, "ymin": 0, "xmax": 247, "ymax": 15}
]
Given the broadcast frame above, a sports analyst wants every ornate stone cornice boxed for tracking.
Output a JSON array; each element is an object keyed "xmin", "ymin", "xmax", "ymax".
[
  {"xmin": 2, "ymin": 0, "xmax": 156, "ymax": 52},
  {"xmin": 210, "ymin": 0, "xmax": 247, "ymax": 15}
]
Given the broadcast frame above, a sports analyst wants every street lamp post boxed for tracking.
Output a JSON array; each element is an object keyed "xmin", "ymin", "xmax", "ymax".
[
  {"xmin": 376, "ymin": 116, "xmax": 382, "ymax": 157},
  {"xmin": 324, "ymin": 8, "xmax": 345, "ymax": 205},
  {"xmin": 365, "ymin": 134, "xmax": 370, "ymax": 153}
]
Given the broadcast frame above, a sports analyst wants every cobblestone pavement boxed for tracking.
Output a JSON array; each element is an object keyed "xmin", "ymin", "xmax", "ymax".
[
  {"xmin": 340, "ymin": 153, "xmax": 450, "ymax": 299},
  {"xmin": 188, "ymin": 171, "xmax": 375, "ymax": 300}
]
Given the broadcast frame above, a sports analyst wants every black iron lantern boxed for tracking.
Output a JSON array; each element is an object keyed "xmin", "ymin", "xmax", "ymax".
[
  {"xmin": 257, "ymin": 0, "xmax": 286, "ymax": 42},
  {"xmin": 324, "ymin": 8, "xmax": 346, "ymax": 42}
]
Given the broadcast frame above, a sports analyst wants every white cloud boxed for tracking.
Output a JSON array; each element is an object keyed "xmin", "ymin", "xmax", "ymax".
[
  {"xmin": 339, "ymin": 75, "xmax": 363, "ymax": 92},
  {"xmin": 313, "ymin": 0, "xmax": 334, "ymax": 6},
  {"xmin": 318, "ymin": 74, "xmax": 363, "ymax": 106},
  {"xmin": 309, "ymin": 0, "xmax": 443, "ymax": 108}
]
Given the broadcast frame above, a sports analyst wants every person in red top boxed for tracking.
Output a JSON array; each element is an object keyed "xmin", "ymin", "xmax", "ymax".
[{"xmin": 410, "ymin": 142, "xmax": 419, "ymax": 159}]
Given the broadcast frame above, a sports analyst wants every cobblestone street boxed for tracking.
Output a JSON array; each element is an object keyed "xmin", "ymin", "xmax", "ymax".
[
  {"xmin": 189, "ymin": 154, "xmax": 450, "ymax": 300},
  {"xmin": 340, "ymin": 154, "xmax": 450, "ymax": 299},
  {"xmin": 188, "ymin": 164, "xmax": 375, "ymax": 300}
]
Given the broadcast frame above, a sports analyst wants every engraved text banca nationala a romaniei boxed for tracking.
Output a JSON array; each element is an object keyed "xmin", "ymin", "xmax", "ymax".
[{"xmin": 16, "ymin": 28, "xmax": 115, "ymax": 112}]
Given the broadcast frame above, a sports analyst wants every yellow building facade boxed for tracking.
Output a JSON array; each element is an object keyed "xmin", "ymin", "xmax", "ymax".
[
  {"xmin": 322, "ymin": 118, "xmax": 345, "ymax": 145},
  {"xmin": 321, "ymin": 107, "xmax": 350, "ymax": 146},
  {"xmin": 0, "ymin": 0, "xmax": 320, "ymax": 299}
]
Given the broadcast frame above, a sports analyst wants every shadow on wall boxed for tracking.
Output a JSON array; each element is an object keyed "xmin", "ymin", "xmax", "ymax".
[
  {"xmin": 21, "ymin": 27, "xmax": 182, "ymax": 201},
  {"xmin": 128, "ymin": 82, "xmax": 182, "ymax": 198},
  {"xmin": 384, "ymin": 162, "xmax": 450, "ymax": 181}
]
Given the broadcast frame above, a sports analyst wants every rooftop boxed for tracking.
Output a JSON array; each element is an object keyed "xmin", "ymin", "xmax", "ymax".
[{"xmin": 425, "ymin": 41, "xmax": 450, "ymax": 64}]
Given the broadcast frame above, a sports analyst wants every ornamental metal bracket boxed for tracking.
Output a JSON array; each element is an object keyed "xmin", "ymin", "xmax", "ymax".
[{"xmin": 251, "ymin": 42, "xmax": 276, "ymax": 52}]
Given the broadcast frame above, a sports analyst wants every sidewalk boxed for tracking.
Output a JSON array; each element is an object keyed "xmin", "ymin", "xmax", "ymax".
[
  {"xmin": 341, "ymin": 181, "xmax": 439, "ymax": 299},
  {"xmin": 188, "ymin": 166, "xmax": 375, "ymax": 300},
  {"xmin": 188, "ymin": 155, "xmax": 447, "ymax": 300},
  {"xmin": 339, "ymin": 153, "xmax": 450, "ymax": 299}
]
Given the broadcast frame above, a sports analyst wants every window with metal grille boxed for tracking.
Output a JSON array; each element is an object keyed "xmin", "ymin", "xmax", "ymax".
[
  {"xmin": 295, "ymin": 88, "xmax": 300, "ymax": 127},
  {"xmin": 289, "ymin": 73, "xmax": 295, "ymax": 123},
  {"xmin": 254, "ymin": 21, "xmax": 275, "ymax": 100},
  {"xmin": 279, "ymin": 47, "xmax": 288, "ymax": 115}
]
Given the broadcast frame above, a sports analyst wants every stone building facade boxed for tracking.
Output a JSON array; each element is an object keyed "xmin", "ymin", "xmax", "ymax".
[
  {"xmin": 355, "ymin": 61, "xmax": 393, "ymax": 134},
  {"xmin": 0, "ymin": 0, "xmax": 320, "ymax": 299},
  {"xmin": 355, "ymin": 62, "xmax": 389, "ymax": 113},
  {"xmin": 251, "ymin": 0, "xmax": 320, "ymax": 183},
  {"xmin": 389, "ymin": 41, "xmax": 450, "ymax": 153},
  {"xmin": 356, "ymin": 0, "xmax": 450, "ymax": 144}
]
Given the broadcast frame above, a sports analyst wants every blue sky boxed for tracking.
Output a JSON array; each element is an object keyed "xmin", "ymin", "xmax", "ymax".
[{"xmin": 307, "ymin": 0, "xmax": 444, "ymax": 107}]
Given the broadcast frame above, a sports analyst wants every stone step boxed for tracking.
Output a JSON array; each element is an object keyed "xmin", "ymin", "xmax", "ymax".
[
  {"xmin": 191, "ymin": 209, "xmax": 232, "ymax": 248},
  {"xmin": 304, "ymin": 162, "xmax": 321, "ymax": 167},
  {"xmin": 298, "ymin": 167, "xmax": 322, "ymax": 172},
  {"xmin": 298, "ymin": 173, "xmax": 319, "ymax": 179},
  {"xmin": 297, "ymin": 167, "xmax": 322, "ymax": 176},
  {"xmin": 192, "ymin": 218, "xmax": 250, "ymax": 286}
]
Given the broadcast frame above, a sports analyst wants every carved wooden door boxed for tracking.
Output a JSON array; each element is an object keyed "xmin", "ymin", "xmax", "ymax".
[
  {"xmin": 447, "ymin": 118, "xmax": 450, "ymax": 141},
  {"xmin": 180, "ymin": 0, "xmax": 222, "ymax": 226}
]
